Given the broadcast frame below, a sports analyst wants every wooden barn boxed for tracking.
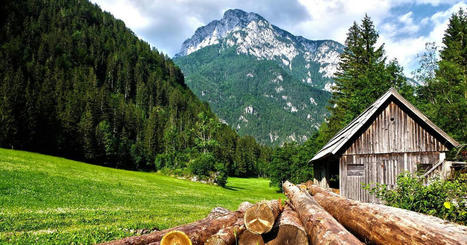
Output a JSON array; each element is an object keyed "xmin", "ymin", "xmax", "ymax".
[{"xmin": 311, "ymin": 88, "xmax": 459, "ymax": 203}]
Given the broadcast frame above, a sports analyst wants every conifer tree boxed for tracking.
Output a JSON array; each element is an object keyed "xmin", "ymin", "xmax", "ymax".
[
  {"xmin": 324, "ymin": 15, "xmax": 410, "ymax": 141},
  {"xmin": 420, "ymin": 9, "xmax": 466, "ymax": 143}
]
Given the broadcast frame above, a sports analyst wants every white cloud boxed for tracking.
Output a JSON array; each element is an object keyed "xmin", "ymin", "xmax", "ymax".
[
  {"xmin": 413, "ymin": 0, "xmax": 461, "ymax": 5},
  {"xmin": 295, "ymin": 0, "xmax": 394, "ymax": 43},
  {"xmin": 398, "ymin": 11, "xmax": 420, "ymax": 34},
  {"xmin": 94, "ymin": 0, "xmax": 150, "ymax": 30},
  {"xmin": 382, "ymin": 1, "xmax": 467, "ymax": 75},
  {"xmin": 90, "ymin": 0, "xmax": 466, "ymax": 76}
]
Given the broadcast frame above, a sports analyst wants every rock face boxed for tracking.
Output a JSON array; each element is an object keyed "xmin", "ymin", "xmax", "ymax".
[
  {"xmin": 175, "ymin": 9, "xmax": 343, "ymax": 91},
  {"xmin": 174, "ymin": 9, "xmax": 343, "ymax": 145}
]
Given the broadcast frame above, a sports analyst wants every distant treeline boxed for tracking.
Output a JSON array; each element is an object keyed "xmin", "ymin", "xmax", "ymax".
[{"xmin": 0, "ymin": 0, "xmax": 269, "ymax": 180}]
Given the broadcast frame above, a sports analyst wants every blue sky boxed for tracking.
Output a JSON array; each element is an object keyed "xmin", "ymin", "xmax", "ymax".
[{"xmin": 90, "ymin": 0, "xmax": 466, "ymax": 75}]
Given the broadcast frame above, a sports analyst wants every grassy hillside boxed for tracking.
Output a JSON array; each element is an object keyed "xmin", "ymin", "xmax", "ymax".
[
  {"xmin": 0, "ymin": 0, "xmax": 268, "ymax": 177},
  {"xmin": 0, "ymin": 148, "xmax": 283, "ymax": 244}
]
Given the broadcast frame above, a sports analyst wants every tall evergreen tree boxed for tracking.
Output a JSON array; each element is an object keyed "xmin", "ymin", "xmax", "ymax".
[
  {"xmin": 419, "ymin": 9, "xmax": 466, "ymax": 143},
  {"xmin": 323, "ymin": 15, "xmax": 410, "ymax": 142}
]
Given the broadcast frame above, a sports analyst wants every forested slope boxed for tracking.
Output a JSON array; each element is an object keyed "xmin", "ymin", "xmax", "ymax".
[{"xmin": 0, "ymin": 0, "xmax": 267, "ymax": 176}]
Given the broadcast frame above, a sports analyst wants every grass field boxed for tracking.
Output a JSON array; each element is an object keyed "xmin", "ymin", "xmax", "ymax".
[{"xmin": 0, "ymin": 148, "xmax": 283, "ymax": 244}]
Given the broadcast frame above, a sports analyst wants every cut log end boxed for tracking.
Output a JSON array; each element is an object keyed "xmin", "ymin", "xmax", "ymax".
[
  {"xmin": 238, "ymin": 230, "xmax": 265, "ymax": 245},
  {"xmin": 244, "ymin": 201, "xmax": 280, "ymax": 234},
  {"xmin": 160, "ymin": 230, "xmax": 192, "ymax": 245},
  {"xmin": 266, "ymin": 224, "xmax": 308, "ymax": 245}
]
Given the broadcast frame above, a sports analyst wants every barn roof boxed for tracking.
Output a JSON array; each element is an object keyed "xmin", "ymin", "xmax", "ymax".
[{"xmin": 311, "ymin": 88, "xmax": 459, "ymax": 162}]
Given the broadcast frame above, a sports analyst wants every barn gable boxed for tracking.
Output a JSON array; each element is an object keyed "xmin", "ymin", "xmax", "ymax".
[
  {"xmin": 343, "ymin": 100, "xmax": 449, "ymax": 156},
  {"xmin": 312, "ymin": 88, "xmax": 459, "ymax": 162},
  {"xmin": 311, "ymin": 88, "xmax": 459, "ymax": 203}
]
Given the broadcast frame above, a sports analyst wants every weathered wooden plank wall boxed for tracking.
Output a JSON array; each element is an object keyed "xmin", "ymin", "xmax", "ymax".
[
  {"xmin": 340, "ymin": 152, "xmax": 440, "ymax": 202},
  {"xmin": 340, "ymin": 101, "xmax": 446, "ymax": 202},
  {"xmin": 343, "ymin": 101, "xmax": 448, "ymax": 155}
]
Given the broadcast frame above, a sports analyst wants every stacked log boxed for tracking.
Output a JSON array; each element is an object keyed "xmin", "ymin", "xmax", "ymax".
[
  {"xmin": 205, "ymin": 202, "xmax": 253, "ymax": 245},
  {"xmin": 282, "ymin": 181, "xmax": 362, "ymax": 245},
  {"xmin": 102, "ymin": 207, "xmax": 242, "ymax": 245},
  {"xmin": 102, "ymin": 180, "xmax": 467, "ymax": 245},
  {"xmin": 238, "ymin": 230, "xmax": 265, "ymax": 245},
  {"xmin": 305, "ymin": 183, "xmax": 467, "ymax": 245},
  {"xmin": 243, "ymin": 200, "xmax": 281, "ymax": 234},
  {"xmin": 265, "ymin": 205, "xmax": 307, "ymax": 245}
]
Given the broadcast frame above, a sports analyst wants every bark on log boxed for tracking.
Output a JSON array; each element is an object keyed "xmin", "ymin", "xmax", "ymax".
[
  {"xmin": 282, "ymin": 181, "xmax": 362, "ymax": 245},
  {"xmin": 207, "ymin": 207, "xmax": 232, "ymax": 219},
  {"xmin": 205, "ymin": 219, "xmax": 244, "ymax": 245},
  {"xmin": 101, "ymin": 207, "xmax": 240, "ymax": 245},
  {"xmin": 205, "ymin": 202, "xmax": 253, "ymax": 245},
  {"xmin": 238, "ymin": 230, "xmax": 265, "ymax": 245},
  {"xmin": 244, "ymin": 200, "xmax": 281, "ymax": 234},
  {"xmin": 265, "ymin": 204, "xmax": 308, "ymax": 245},
  {"xmin": 237, "ymin": 202, "xmax": 254, "ymax": 213},
  {"xmin": 306, "ymin": 184, "xmax": 467, "ymax": 245}
]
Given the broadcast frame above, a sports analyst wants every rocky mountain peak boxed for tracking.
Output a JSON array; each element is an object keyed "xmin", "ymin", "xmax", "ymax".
[
  {"xmin": 175, "ymin": 9, "xmax": 344, "ymax": 91},
  {"xmin": 175, "ymin": 9, "xmax": 268, "ymax": 57},
  {"xmin": 222, "ymin": 9, "xmax": 264, "ymax": 24}
]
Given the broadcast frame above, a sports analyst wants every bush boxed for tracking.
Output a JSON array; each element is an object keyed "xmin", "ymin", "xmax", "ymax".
[
  {"xmin": 365, "ymin": 172, "xmax": 467, "ymax": 224},
  {"xmin": 189, "ymin": 153, "xmax": 215, "ymax": 179},
  {"xmin": 268, "ymin": 142, "xmax": 314, "ymax": 190},
  {"xmin": 189, "ymin": 153, "xmax": 228, "ymax": 186},
  {"xmin": 214, "ymin": 163, "xmax": 228, "ymax": 187}
]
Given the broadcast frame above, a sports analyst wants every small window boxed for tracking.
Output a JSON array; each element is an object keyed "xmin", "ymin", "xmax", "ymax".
[{"xmin": 348, "ymin": 164, "xmax": 364, "ymax": 176}]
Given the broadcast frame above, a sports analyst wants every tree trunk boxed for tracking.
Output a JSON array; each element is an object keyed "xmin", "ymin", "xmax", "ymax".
[
  {"xmin": 101, "ymin": 207, "xmax": 240, "ymax": 245},
  {"xmin": 244, "ymin": 200, "xmax": 281, "ymax": 234},
  {"xmin": 282, "ymin": 181, "xmax": 362, "ymax": 245},
  {"xmin": 205, "ymin": 202, "xmax": 253, "ymax": 245},
  {"xmin": 238, "ymin": 230, "xmax": 265, "ymax": 245},
  {"xmin": 306, "ymin": 184, "xmax": 467, "ymax": 245},
  {"xmin": 265, "ymin": 204, "xmax": 308, "ymax": 245}
]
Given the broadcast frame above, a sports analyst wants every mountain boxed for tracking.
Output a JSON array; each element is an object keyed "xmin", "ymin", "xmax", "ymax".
[
  {"xmin": 0, "ymin": 0, "xmax": 267, "ymax": 175},
  {"xmin": 174, "ymin": 9, "xmax": 344, "ymax": 145}
]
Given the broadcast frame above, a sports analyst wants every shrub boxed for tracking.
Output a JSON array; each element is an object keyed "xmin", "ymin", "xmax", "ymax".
[
  {"xmin": 268, "ymin": 142, "xmax": 314, "ymax": 190},
  {"xmin": 364, "ymin": 172, "xmax": 467, "ymax": 224},
  {"xmin": 189, "ymin": 153, "xmax": 215, "ymax": 179},
  {"xmin": 214, "ymin": 163, "xmax": 228, "ymax": 187}
]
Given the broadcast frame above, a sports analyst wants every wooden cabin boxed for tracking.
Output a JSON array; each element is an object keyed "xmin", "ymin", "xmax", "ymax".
[{"xmin": 311, "ymin": 88, "xmax": 459, "ymax": 203}]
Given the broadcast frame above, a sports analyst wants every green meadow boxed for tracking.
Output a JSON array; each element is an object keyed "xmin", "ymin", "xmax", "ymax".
[{"xmin": 0, "ymin": 148, "xmax": 283, "ymax": 244}]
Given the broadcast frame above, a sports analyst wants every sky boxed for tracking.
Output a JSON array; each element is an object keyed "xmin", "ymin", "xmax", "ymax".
[{"xmin": 89, "ymin": 0, "xmax": 466, "ymax": 75}]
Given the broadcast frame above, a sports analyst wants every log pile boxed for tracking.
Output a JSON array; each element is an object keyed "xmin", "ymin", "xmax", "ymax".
[
  {"xmin": 102, "ymin": 181, "xmax": 467, "ymax": 245},
  {"xmin": 305, "ymin": 182, "xmax": 467, "ymax": 245}
]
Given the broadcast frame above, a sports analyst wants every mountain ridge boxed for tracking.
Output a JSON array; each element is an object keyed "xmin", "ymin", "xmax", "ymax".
[
  {"xmin": 175, "ymin": 9, "xmax": 344, "ymax": 91},
  {"xmin": 174, "ymin": 9, "xmax": 344, "ymax": 145}
]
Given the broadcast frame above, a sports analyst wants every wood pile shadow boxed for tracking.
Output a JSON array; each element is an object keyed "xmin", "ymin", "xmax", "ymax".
[{"xmin": 101, "ymin": 180, "xmax": 467, "ymax": 245}]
